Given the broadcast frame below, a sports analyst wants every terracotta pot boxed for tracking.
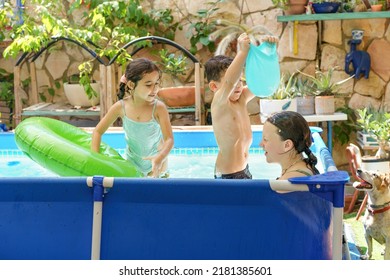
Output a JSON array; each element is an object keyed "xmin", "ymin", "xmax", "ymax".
[
  {"xmin": 284, "ymin": 0, "xmax": 309, "ymax": 15},
  {"xmin": 370, "ymin": 4, "xmax": 383, "ymax": 11},
  {"xmin": 157, "ymin": 86, "xmax": 195, "ymax": 107},
  {"xmin": 314, "ymin": 96, "xmax": 335, "ymax": 115}
]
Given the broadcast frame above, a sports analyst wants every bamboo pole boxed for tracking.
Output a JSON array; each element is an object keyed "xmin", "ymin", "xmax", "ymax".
[
  {"xmin": 13, "ymin": 65, "xmax": 22, "ymax": 126},
  {"xmin": 194, "ymin": 62, "xmax": 202, "ymax": 126},
  {"xmin": 106, "ymin": 65, "xmax": 115, "ymax": 113},
  {"xmin": 99, "ymin": 64, "xmax": 107, "ymax": 119},
  {"xmin": 30, "ymin": 61, "xmax": 39, "ymax": 104}
]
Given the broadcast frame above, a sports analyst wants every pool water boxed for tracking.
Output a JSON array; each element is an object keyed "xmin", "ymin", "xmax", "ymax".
[{"xmin": 0, "ymin": 148, "xmax": 281, "ymax": 179}]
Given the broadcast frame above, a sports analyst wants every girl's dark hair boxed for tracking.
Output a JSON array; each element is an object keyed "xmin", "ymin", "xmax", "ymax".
[
  {"xmin": 117, "ymin": 58, "xmax": 162, "ymax": 100},
  {"xmin": 266, "ymin": 111, "xmax": 320, "ymax": 175}
]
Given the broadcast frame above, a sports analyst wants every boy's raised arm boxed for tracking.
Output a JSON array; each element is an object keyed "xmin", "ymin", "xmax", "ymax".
[{"xmin": 219, "ymin": 33, "xmax": 250, "ymax": 100}]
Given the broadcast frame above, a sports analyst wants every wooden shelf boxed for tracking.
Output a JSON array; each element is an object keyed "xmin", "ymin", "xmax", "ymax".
[
  {"xmin": 22, "ymin": 102, "xmax": 100, "ymax": 117},
  {"xmin": 277, "ymin": 11, "xmax": 390, "ymax": 22},
  {"xmin": 21, "ymin": 102, "xmax": 195, "ymax": 117}
]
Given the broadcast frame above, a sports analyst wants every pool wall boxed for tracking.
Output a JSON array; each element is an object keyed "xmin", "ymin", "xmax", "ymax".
[{"xmin": 0, "ymin": 127, "xmax": 348, "ymax": 260}]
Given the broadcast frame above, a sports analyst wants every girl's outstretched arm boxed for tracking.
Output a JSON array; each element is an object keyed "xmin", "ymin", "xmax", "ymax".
[{"xmin": 91, "ymin": 101, "xmax": 122, "ymax": 153}]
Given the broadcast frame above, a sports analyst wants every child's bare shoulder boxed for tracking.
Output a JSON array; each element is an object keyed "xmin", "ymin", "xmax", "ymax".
[
  {"xmin": 109, "ymin": 99, "xmax": 126, "ymax": 113},
  {"xmin": 155, "ymin": 99, "xmax": 168, "ymax": 109}
]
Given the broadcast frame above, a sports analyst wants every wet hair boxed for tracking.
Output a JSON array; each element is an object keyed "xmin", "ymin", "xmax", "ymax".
[
  {"xmin": 204, "ymin": 55, "xmax": 233, "ymax": 82},
  {"xmin": 117, "ymin": 58, "xmax": 161, "ymax": 100},
  {"xmin": 266, "ymin": 111, "xmax": 320, "ymax": 175}
]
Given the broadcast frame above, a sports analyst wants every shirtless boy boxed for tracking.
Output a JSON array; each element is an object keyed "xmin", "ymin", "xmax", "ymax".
[{"xmin": 204, "ymin": 33, "xmax": 277, "ymax": 179}]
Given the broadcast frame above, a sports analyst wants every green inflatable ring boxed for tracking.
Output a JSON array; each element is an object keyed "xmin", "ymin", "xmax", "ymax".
[{"xmin": 14, "ymin": 117, "xmax": 141, "ymax": 177}]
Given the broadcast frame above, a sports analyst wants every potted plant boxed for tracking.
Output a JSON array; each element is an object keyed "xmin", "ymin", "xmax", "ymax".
[
  {"xmin": 311, "ymin": 0, "xmax": 342, "ymax": 14},
  {"xmin": 356, "ymin": 107, "xmax": 390, "ymax": 159},
  {"xmin": 342, "ymin": 0, "xmax": 356, "ymax": 12},
  {"xmin": 156, "ymin": 49, "xmax": 196, "ymax": 108},
  {"xmin": 369, "ymin": 0, "xmax": 384, "ymax": 11},
  {"xmin": 298, "ymin": 67, "xmax": 354, "ymax": 115},
  {"xmin": 294, "ymin": 75, "xmax": 316, "ymax": 115},
  {"xmin": 63, "ymin": 72, "xmax": 100, "ymax": 108},
  {"xmin": 272, "ymin": 0, "xmax": 309, "ymax": 15},
  {"xmin": 260, "ymin": 72, "xmax": 298, "ymax": 121}
]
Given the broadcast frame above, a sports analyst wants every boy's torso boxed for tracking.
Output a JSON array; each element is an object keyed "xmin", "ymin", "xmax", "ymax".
[{"xmin": 211, "ymin": 98, "xmax": 253, "ymax": 174}]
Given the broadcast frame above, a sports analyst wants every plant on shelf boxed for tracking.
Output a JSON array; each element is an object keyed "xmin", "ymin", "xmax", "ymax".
[
  {"xmin": 260, "ymin": 73, "xmax": 298, "ymax": 119},
  {"xmin": 63, "ymin": 67, "xmax": 101, "ymax": 108},
  {"xmin": 295, "ymin": 75, "xmax": 316, "ymax": 115},
  {"xmin": 299, "ymin": 67, "xmax": 354, "ymax": 97},
  {"xmin": 369, "ymin": 0, "xmax": 385, "ymax": 11},
  {"xmin": 270, "ymin": 72, "xmax": 298, "ymax": 100},
  {"xmin": 311, "ymin": 0, "xmax": 342, "ymax": 14},
  {"xmin": 356, "ymin": 107, "xmax": 390, "ymax": 159},
  {"xmin": 311, "ymin": 0, "xmax": 341, "ymax": 3},
  {"xmin": 272, "ymin": 0, "xmax": 309, "ymax": 15},
  {"xmin": 272, "ymin": 0, "xmax": 290, "ymax": 8},
  {"xmin": 298, "ymin": 67, "xmax": 354, "ymax": 115},
  {"xmin": 294, "ymin": 75, "xmax": 315, "ymax": 97},
  {"xmin": 342, "ymin": 0, "xmax": 357, "ymax": 12}
]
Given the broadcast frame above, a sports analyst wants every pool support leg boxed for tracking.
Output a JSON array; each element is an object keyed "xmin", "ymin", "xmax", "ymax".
[{"xmin": 87, "ymin": 176, "xmax": 114, "ymax": 260}]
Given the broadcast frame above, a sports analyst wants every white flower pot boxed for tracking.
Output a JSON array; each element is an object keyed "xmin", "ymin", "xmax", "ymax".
[
  {"xmin": 260, "ymin": 98, "xmax": 297, "ymax": 122},
  {"xmin": 362, "ymin": 156, "xmax": 389, "ymax": 172},
  {"xmin": 64, "ymin": 82, "xmax": 100, "ymax": 107}
]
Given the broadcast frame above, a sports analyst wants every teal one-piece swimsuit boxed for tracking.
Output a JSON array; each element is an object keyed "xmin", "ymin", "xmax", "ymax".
[{"xmin": 121, "ymin": 99, "xmax": 163, "ymax": 176}]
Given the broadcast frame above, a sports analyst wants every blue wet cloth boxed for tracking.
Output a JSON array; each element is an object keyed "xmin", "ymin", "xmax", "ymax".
[{"xmin": 245, "ymin": 42, "xmax": 280, "ymax": 97}]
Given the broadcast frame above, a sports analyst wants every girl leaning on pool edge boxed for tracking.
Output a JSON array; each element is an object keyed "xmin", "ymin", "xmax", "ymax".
[{"xmin": 260, "ymin": 111, "xmax": 320, "ymax": 180}]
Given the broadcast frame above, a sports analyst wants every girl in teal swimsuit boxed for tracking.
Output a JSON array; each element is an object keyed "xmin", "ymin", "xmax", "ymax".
[
  {"xmin": 260, "ymin": 111, "xmax": 319, "ymax": 180},
  {"xmin": 91, "ymin": 58, "xmax": 174, "ymax": 177}
]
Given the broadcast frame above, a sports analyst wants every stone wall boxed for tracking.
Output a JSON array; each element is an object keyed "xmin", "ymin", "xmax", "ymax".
[{"xmin": 1, "ymin": 0, "xmax": 389, "ymax": 167}]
